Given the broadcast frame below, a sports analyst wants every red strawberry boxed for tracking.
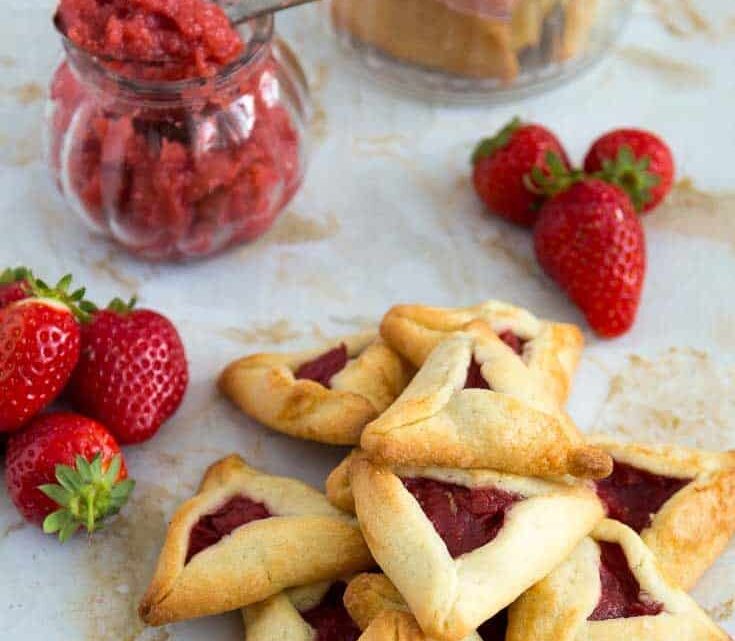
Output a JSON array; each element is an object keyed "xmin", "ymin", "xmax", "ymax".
[
  {"xmin": 584, "ymin": 128, "xmax": 675, "ymax": 213},
  {"xmin": 534, "ymin": 179, "xmax": 646, "ymax": 338},
  {"xmin": 0, "ymin": 274, "xmax": 93, "ymax": 433},
  {"xmin": 0, "ymin": 267, "xmax": 32, "ymax": 308},
  {"xmin": 471, "ymin": 117, "xmax": 571, "ymax": 227},
  {"xmin": 68, "ymin": 298, "xmax": 188, "ymax": 444},
  {"xmin": 5, "ymin": 412, "xmax": 133, "ymax": 540}
]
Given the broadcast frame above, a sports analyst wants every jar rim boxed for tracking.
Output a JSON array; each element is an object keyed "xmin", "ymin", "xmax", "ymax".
[{"xmin": 57, "ymin": 14, "xmax": 274, "ymax": 95}]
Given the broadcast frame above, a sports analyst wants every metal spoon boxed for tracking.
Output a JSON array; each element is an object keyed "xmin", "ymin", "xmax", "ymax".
[{"xmin": 219, "ymin": 0, "xmax": 320, "ymax": 24}]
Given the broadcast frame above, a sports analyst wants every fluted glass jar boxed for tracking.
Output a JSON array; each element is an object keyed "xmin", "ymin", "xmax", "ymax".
[{"xmin": 46, "ymin": 16, "xmax": 310, "ymax": 261}]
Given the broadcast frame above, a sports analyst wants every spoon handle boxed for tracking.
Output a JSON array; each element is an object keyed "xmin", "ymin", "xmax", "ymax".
[{"xmin": 223, "ymin": 0, "xmax": 320, "ymax": 23}]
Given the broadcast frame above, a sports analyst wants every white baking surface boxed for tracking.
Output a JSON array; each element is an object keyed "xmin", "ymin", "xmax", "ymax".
[{"xmin": 1, "ymin": 1, "xmax": 734, "ymax": 639}]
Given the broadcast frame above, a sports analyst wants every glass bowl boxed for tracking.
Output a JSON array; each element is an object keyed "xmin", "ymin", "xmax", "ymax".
[{"xmin": 328, "ymin": 0, "xmax": 633, "ymax": 103}]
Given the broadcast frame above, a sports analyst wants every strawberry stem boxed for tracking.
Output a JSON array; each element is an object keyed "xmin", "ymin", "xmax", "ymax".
[
  {"xmin": 523, "ymin": 151, "xmax": 585, "ymax": 198},
  {"xmin": 471, "ymin": 116, "xmax": 522, "ymax": 165},
  {"xmin": 591, "ymin": 145, "xmax": 660, "ymax": 211},
  {"xmin": 0, "ymin": 266, "xmax": 33, "ymax": 285},
  {"xmin": 26, "ymin": 273, "xmax": 97, "ymax": 323},
  {"xmin": 39, "ymin": 453, "xmax": 135, "ymax": 543},
  {"xmin": 107, "ymin": 296, "xmax": 137, "ymax": 314}
]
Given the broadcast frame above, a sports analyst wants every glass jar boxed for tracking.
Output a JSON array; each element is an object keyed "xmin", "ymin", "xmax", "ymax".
[
  {"xmin": 328, "ymin": 0, "xmax": 632, "ymax": 102},
  {"xmin": 46, "ymin": 16, "xmax": 311, "ymax": 261}
]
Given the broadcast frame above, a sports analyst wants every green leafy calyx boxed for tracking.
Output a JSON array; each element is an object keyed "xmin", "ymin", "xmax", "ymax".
[
  {"xmin": 39, "ymin": 453, "xmax": 135, "ymax": 543},
  {"xmin": 471, "ymin": 117, "xmax": 522, "ymax": 165},
  {"xmin": 524, "ymin": 151, "xmax": 585, "ymax": 199},
  {"xmin": 592, "ymin": 145, "xmax": 660, "ymax": 211},
  {"xmin": 26, "ymin": 273, "xmax": 98, "ymax": 323},
  {"xmin": 106, "ymin": 296, "xmax": 137, "ymax": 314},
  {"xmin": 0, "ymin": 266, "xmax": 33, "ymax": 286}
]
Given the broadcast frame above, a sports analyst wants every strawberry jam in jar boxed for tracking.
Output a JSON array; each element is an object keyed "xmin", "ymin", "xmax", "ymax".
[{"xmin": 47, "ymin": 2, "xmax": 310, "ymax": 261}]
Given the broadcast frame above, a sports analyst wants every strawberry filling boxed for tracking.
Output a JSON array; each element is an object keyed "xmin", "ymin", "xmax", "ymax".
[
  {"xmin": 595, "ymin": 461, "xmax": 691, "ymax": 533},
  {"xmin": 464, "ymin": 358, "xmax": 490, "ymax": 390},
  {"xmin": 295, "ymin": 344, "xmax": 349, "ymax": 388},
  {"xmin": 498, "ymin": 330, "xmax": 526, "ymax": 355},
  {"xmin": 55, "ymin": 0, "xmax": 245, "ymax": 81},
  {"xmin": 402, "ymin": 477, "xmax": 523, "ymax": 558},
  {"xmin": 477, "ymin": 609, "xmax": 509, "ymax": 641},
  {"xmin": 301, "ymin": 582, "xmax": 361, "ymax": 641},
  {"xmin": 186, "ymin": 495, "xmax": 271, "ymax": 562},
  {"xmin": 588, "ymin": 542, "xmax": 663, "ymax": 621}
]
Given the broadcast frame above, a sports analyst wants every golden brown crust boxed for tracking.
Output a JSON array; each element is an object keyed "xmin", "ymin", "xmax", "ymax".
[
  {"xmin": 326, "ymin": 450, "xmax": 358, "ymax": 514},
  {"xmin": 242, "ymin": 582, "xmax": 339, "ymax": 641},
  {"xmin": 139, "ymin": 455, "xmax": 373, "ymax": 626},
  {"xmin": 359, "ymin": 611, "xmax": 452, "ymax": 641},
  {"xmin": 219, "ymin": 332, "xmax": 413, "ymax": 445},
  {"xmin": 332, "ymin": 0, "xmax": 599, "ymax": 81},
  {"xmin": 362, "ymin": 323, "xmax": 609, "ymax": 479},
  {"xmin": 331, "ymin": 0, "xmax": 518, "ymax": 80},
  {"xmin": 589, "ymin": 436, "xmax": 735, "ymax": 590},
  {"xmin": 345, "ymin": 574, "xmax": 483, "ymax": 641},
  {"xmin": 560, "ymin": 0, "xmax": 599, "ymax": 60},
  {"xmin": 644, "ymin": 466, "xmax": 735, "ymax": 590},
  {"xmin": 345, "ymin": 573, "xmax": 409, "ymax": 631},
  {"xmin": 380, "ymin": 300, "xmax": 584, "ymax": 405},
  {"xmin": 511, "ymin": 0, "xmax": 559, "ymax": 50},
  {"xmin": 242, "ymin": 592, "xmax": 314, "ymax": 641},
  {"xmin": 507, "ymin": 519, "xmax": 730, "ymax": 641},
  {"xmin": 351, "ymin": 452, "xmax": 603, "ymax": 641}
]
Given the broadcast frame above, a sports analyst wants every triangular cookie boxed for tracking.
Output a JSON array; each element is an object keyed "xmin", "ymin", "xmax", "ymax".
[
  {"xmin": 589, "ymin": 436, "xmax": 735, "ymax": 589},
  {"xmin": 507, "ymin": 519, "xmax": 730, "ymax": 641},
  {"xmin": 380, "ymin": 300, "xmax": 583, "ymax": 405},
  {"xmin": 351, "ymin": 452, "xmax": 604, "ymax": 641},
  {"xmin": 219, "ymin": 331, "xmax": 413, "ymax": 445},
  {"xmin": 243, "ymin": 581, "xmax": 362, "ymax": 641},
  {"xmin": 139, "ymin": 455, "xmax": 373, "ymax": 625},
  {"xmin": 361, "ymin": 322, "xmax": 610, "ymax": 478}
]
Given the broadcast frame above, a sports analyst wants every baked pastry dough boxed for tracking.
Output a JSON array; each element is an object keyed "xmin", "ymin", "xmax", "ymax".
[
  {"xmin": 507, "ymin": 518, "xmax": 730, "ymax": 641},
  {"xmin": 243, "ymin": 581, "xmax": 362, "ymax": 641},
  {"xmin": 561, "ymin": 0, "xmax": 600, "ymax": 60},
  {"xmin": 219, "ymin": 331, "xmax": 413, "ymax": 445},
  {"xmin": 139, "ymin": 455, "xmax": 373, "ymax": 625},
  {"xmin": 351, "ymin": 452, "xmax": 604, "ymax": 641},
  {"xmin": 331, "ymin": 0, "xmax": 518, "ymax": 81},
  {"xmin": 242, "ymin": 574, "xmax": 482, "ymax": 641},
  {"xmin": 589, "ymin": 436, "xmax": 735, "ymax": 590},
  {"xmin": 512, "ymin": 0, "xmax": 559, "ymax": 51},
  {"xmin": 326, "ymin": 449, "xmax": 359, "ymax": 514},
  {"xmin": 331, "ymin": 0, "xmax": 600, "ymax": 81},
  {"xmin": 361, "ymin": 322, "xmax": 610, "ymax": 478},
  {"xmin": 380, "ymin": 300, "xmax": 583, "ymax": 405},
  {"xmin": 345, "ymin": 573, "xmax": 485, "ymax": 641}
]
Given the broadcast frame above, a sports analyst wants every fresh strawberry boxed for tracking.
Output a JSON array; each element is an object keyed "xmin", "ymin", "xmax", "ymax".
[
  {"xmin": 0, "ymin": 274, "xmax": 94, "ymax": 433},
  {"xmin": 583, "ymin": 128, "xmax": 675, "ymax": 213},
  {"xmin": 0, "ymin": 267, "xmax": 32, "ymax": 308},
  {"xmin": 533, "ymin": 179, "xmax": 646, "ymax": 338},
  {"xmin": 68, "ymin": 298, "xmax": 188, "ymax": 444},
  {"xmin": 5, "ymin": 412, "xmax": 133, "ymax": 541},
  {"xmin": 471, "ymin": 117, "xmax": 571, "ymax": 227}
]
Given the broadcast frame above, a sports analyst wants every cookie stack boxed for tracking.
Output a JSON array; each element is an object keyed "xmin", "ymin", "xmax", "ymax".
[
  {"xmin": 139, "ymin": 300, "xmax": 735, "ymax": 641},
  {"xmin": 331, "ymin": 0, "xmax": 599, "ymax": 82}
]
